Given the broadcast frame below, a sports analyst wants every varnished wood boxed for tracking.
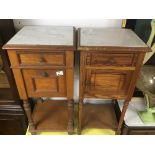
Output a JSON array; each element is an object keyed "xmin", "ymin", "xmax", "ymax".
[
  {"xmin": 0, "ymin": 20, "xmax": 27, "ymax": 135},
  {"xmin": 32, "ymin": 100, "xmax": 68, "ymax": 132},
  {"xmin": 67, "ymin": 99, "xmax": 74, "ymax": 134},
  {"xmin": 116, "ymin": 52, "xmax": 145, "ymax": 134},
  {"xmin": 17, "ymin": 52, "xmax": 66, "ymax": 66},
  {"xmin": 3, "ymin": 26, "xmax": 75, "ymax": 134},
  {"xmin": 3, "ymin": 44, "xmax": 74, "ymax": 51},
  {"xmin": 82, "ymin": 104, "xmax": 118, "ymax": 131},
  {"xmin": 85, "ymin": 52, "xmax": 137, "ymax": 67},
  {"xmin": 11, "ymin": 69, "xmax": 28, "ymax": 99},
  {"xmin": 22, "ymin": 69, "xmax": 66, "ymax": 97},
  {"xmin": 66, "ymin": 51, "xmax": 74, "ymax": 134},
  {"xmin": 23, "ymin": 100, "xmax": 35, "ymax": 131},
  {"xmin": 78, "ymin": 27, "xmax": 151, "ymax": 134}
]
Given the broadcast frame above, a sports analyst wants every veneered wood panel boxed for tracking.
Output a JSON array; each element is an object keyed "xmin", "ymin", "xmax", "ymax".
[
  {"xmin": 11, "ymin": 69, "xmax": 28, "ymax": 99},
  {"xmin": 85, "ymin": 52, "xmax": 137, "ymax": 67},
  {"xmin": 7, "ymin": 50, "xmax": 19, "ymax": 67},
  {"xmin": 22, "ymin": 69, "xmax": 66, "ymax": 97},
  {"xmin": 17, "ymin": 52, "xmax": 66, "ymax": 66},
  {"xmin": 66, "ymin": 51, "xmax": 74, "ymax": 98},
  {"xmin": 84, "ymin": 69, "xmax": 133, "ymax": 98}
]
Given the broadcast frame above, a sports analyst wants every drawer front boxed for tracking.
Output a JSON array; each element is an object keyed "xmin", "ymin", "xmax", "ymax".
[
  {"xmin": 84, "ymin": 69, "xmax": 133, "ymax": 98},
  {"xmin": 85, "ymin": 52, "xmax": 137, "ymax": 67},
  {"xmin": 22, "ymin": 69, "xmax": 66, "ymax": 97},
  {"xmin": 17, "ymin": 52, "xmax": 65, "ymax": 66}
]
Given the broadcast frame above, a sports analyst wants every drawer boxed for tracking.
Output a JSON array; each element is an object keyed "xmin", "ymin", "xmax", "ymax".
[
  {"xmin": 22, "ymin": 69, "xmax": 66, "ymax": 97},
  {"xmin": 85, "ymin": 52, "xmax": 137, "ymax": 67},
  {"xmin": 17, "ymin": 52, "xmax": 66, "ymax": 66},
  {"xmin": 84, "ymin": 69, "xmax": 133, "ymax": 98}
]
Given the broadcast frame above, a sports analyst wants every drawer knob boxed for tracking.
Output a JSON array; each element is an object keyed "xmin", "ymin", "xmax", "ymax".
[
  {"xmin": 39, "ymin": 56, "xmax": 46, "ymax": 63},
  {"xmin": 41, "ymin": 72, "xmax": 49, "ymax": 77},
  {"xmin": 56, "ymin": 71, "xmax": 63, "ymax": 76}
]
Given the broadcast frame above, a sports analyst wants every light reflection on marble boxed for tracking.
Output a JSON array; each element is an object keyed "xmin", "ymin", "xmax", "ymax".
[
  {"xmin": 6, "ymin": 26, "xmax": 74, "ymax": 46},
  {"xmin": 80, "ymin": 28, "xmax": 147, "ymax": 47}
]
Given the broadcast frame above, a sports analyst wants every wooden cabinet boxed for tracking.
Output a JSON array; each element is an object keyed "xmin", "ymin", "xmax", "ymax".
[
  {"xmin": 0, "ymin": 20, "xmax": 27, "ymax": 135},
  {"xmin": 77, "ymin": 28, "xmax": 151, "ymax": 134},
  {"xmin": 3, "ymin": 26, "xmax": 75, "ymax": 134}
]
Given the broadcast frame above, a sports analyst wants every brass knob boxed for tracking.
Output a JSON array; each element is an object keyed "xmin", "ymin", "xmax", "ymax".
[
  {"xmin": 41, "ymin": 71, "xmax": 49, "ymax": 77},
  {"xmin": 39, "ymin": 56, "xmax": 46, "ymax": 63}
]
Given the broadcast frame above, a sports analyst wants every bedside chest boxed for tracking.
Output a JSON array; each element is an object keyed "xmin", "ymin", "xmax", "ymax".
[
  {"xmin": 3, "ymin": 26, "xmax": 75, "ymax": 134},
  {"xmin": 77, "ymin": 28, "xmax": 151, "ymax": 134}
]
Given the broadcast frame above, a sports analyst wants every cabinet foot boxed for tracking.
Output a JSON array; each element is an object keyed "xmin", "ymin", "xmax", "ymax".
[
  {"xmin": 115, "ymin": 130, "xmax": 121, "ymax": 135},
  {"xmin": 78, "ymin": 100, "xmax": 83, "ymax": 135},
  {"xmin": 67, "ymin": 122, "xmax": 74, "ymax": 135},
  {"xmin": 31, "ymin": 132, "xmax": 37, "ymax": 135},
  {"xmin": 77, "ymin": 129, "xmax": 81, "ymax": 135},
  {"xmin": 23, "ymin": 100, "xmax": 35, "ymax": 131},
  {"xmin": 67, "ymin": 99, "xmax": 74, "ymax": 135}
]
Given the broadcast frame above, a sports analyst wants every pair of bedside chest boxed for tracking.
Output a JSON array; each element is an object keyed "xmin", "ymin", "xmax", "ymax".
[{"xmin": 3, "ymin": 26, "xmax": 151, "ymax": 135}]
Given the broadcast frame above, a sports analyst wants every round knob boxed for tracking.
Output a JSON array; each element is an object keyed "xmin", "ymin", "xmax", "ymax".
[
  {"xmin": 41, "ymin": 71, "xmax": 49, "ymax": 77},
  {"xmin": 39, "ymin": 56, "xmax": 46, "ymax": 63}
]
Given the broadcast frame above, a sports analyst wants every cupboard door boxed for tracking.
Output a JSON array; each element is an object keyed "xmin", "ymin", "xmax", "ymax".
[
  {"xmin": 84, "ymin": 69, "xmax": 133, "ymax": 98},
  {"xmin": 22, "ymin": 69, "xmax": 66, "ymax": 97}
]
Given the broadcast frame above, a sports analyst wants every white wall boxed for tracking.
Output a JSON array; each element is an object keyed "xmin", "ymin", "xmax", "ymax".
[{"xmin": 13, "ymin": 19, "xmax": 122, "ymax": 30}]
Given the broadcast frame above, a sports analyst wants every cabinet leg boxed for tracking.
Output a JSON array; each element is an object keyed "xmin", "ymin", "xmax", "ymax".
[
  {"xmin": 116, "ymin": 100, "xmax": 129, "ymax": 135},
  {"xmin": 67, "ymin": 99, "xmax": 74, "ymax": 135},
  {"xmin": 23, "ymin": 100, "xmax": 35, "ymax": 133},
  {"xmin": 77, "ymin": 100, "xmax": 83, "ymax": 135}
]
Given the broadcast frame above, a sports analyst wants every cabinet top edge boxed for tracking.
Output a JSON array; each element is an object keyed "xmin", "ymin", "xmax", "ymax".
[
  {"xmin": 3, "ymin": 26, "xmax": 76, "ymax": 50},
  {"xmin": 3, "ymin": 44, "xmax": 75, "ymax": 51},
  {"xmin": 77, "ymin": 28, "xmax": 151, "ymax": 52},
  {"xmin": 77, "ymin": 46, "xmax": 151, "ymax": 52}
]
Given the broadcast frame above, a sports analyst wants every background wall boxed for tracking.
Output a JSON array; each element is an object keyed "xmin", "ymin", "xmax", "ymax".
[{"xmin": 13, "ymin": 19, "xmax": 122, "ymax": 31}]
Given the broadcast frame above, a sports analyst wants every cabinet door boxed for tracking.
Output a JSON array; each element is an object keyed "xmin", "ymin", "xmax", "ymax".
[
  {"xmin": 22, "ymin": 69, "xmax": 66, "ymax": 97},
  {"xmin": 84, "ymin": 69, "xmax": 133, "ymax": 99}
]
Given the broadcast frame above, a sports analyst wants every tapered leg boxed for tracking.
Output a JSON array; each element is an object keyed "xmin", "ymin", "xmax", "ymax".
[
  {"xmin": 77, "ymin": 99, "xmax": 83, "ymax": 135},
  {"xmin": 116, "ymin": 100, "xmax": 129, "ymax": 135},
  {"xmin": 23, "ymin": 100, "xmax": 35, "ymax": 135},
  {"xmin": 67, "ymin": 99, "xmax": 74, "ymax": 135}
]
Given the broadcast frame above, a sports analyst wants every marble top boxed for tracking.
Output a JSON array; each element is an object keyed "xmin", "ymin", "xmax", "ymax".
[
  {"xmin": 79, "ymin": 28, "xmax": 147, "ymax": 48},
  {"xmin": 118, "ymin": 98, "xmax": 155, "ymax": 127},
  {"xmin": 5, "ymin": 26, "xmax": 74, "ymax": 46}
]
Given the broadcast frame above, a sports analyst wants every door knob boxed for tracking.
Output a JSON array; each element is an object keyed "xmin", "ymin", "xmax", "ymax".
[
  {"xmin": 41, "ymin": 71, "xmax": 49, "ymax": 77},
  {"xmin": 39, "ymin": 56, "xmax": 46, "ymax": 63}
]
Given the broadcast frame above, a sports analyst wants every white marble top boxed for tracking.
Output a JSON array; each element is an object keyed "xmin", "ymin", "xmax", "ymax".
[
  {"xmin": 5, "ymin": 26, "xmax": 74, "ymax": 46},
  {"xmin": 118, "ymin": 98, "xmax": 155, "ymax": 126},
  {"xmin": 80, "ymin": 28, "xmax": 147, "ymax": 47}
]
